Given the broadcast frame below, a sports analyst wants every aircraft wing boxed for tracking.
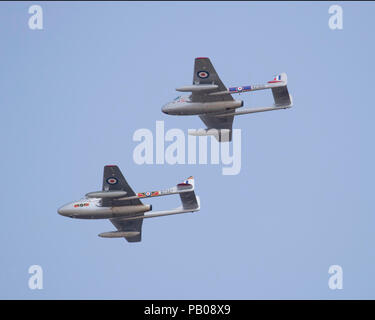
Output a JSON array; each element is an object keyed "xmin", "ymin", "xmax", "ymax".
[
  {"xmin": 102, "ymin": 165, "xmax": 144, "ymax": 242},
  {"xmin": 191, "ymin": 57, "xmax": 234, "ymax": 103},
  {"xmin": 109, "ymin": 217, "xmax": 143, "ymax": 243},
  {"xmin": 102, "ymin": 165, "xmax": 142, "ymax": 206},
  {"xmin": 190, "ymin": 58, "xmax": 234, "ymax": 141}
]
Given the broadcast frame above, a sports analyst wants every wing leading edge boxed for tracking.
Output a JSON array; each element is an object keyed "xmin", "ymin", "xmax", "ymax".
[
  {"xmin": 191, "ymin": 58, "xmax": 234, "ymax": 141},
  {"xmin": 192, "ymin": 57, "xmax": 233, "ymax": 103},
  {"xmin": 101, "ymin": 165, "xmax": 144, "ymax": 242}
]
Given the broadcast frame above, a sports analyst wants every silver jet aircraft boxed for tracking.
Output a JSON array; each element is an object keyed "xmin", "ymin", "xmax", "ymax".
[
  {"xmin": 58, "ymin": 165, "xmax": 200, "ymax": 243},
  {"xmin": 162, "ymin": 57, "xmax": 293, "ymax": 142}
]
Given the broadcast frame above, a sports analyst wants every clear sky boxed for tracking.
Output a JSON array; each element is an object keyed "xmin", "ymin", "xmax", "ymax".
[{"xmin": 1, "ymin": 1, "xmax": 374, "ymax": 299}]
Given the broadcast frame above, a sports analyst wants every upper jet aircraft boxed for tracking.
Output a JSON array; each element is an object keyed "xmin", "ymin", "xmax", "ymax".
[
  {"xmin": 162, "ymin": 57, "xmax": 293, "ymax": 142},
  {"xmin": 58, "ymin": 165, "xmax": 200, "ymax": 243}
]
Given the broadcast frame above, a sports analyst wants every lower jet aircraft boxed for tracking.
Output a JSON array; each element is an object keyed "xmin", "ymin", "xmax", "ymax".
[
  {"xmin": 58, "ymin": 165, "xmax": 200, "ymax": 243},
  {"xmin": 162, "ymin": 57, "xmax": 293, "ymax": 142}
]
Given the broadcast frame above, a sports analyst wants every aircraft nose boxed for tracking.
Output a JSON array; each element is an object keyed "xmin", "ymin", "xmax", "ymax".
[
  {"xmin": 57, "ymin": 205, "xmax": 67, "ymax": 216},
  {"xmin": 162, "ymin": 103, "xmax": 171, "ymax": 114},
  {"xmin": 58, "ymin": 204, "xmax": 72, "ymax": 217}
]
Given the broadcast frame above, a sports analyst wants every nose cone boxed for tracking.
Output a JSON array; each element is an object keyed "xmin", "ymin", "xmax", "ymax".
[
  {"xmin": 57, "ymin": 205, "xmax": 67, "ymax": 216},
  {"xmin": 162, "ymin": 103, "xmax": 170, "ymax": 114},
  {"xmin": 57, "ymin": 203, "xmax": 73, "ymax": 217}
]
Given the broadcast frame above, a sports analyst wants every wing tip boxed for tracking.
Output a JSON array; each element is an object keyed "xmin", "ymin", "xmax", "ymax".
[{"xmin": 195, "ymin": 57, "xmax": 208, "ymax": 60}]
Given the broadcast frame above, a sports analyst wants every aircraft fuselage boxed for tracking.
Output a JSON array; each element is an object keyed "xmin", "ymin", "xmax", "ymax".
[
  {"xmin": 58, "ymin": 198, "xmax": 152, "ymax": 219},
  {"xmin": 162, "ymin": 95, "xmax": 243, "ymax": 115}
]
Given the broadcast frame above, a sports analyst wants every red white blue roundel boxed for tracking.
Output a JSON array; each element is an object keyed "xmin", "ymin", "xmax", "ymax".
[
  {"xmin": 106, "ymin": 177, "xmax": 118, "ymax": 185},
  {"xmin": 237, "ymin": 86, "xmax": 243, "ymax": 92},
  {"xmin": 145, "ymin": 191, "xmax": 151, "ymax": 197},
  {"xmin": 197, "ymin": 71, "xmax": 209, "ymax": 79}
]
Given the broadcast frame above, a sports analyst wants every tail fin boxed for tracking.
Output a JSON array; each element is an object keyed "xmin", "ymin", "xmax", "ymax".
[
  {"xmin": 268, "ymin": 73, "xmax": 287, "ymax": 85},
  {"xmin": 268, "ymin": 73, "xmax": 292, "ymax": 107},
  {"xmin": 177, "ymin": 176, "xmax": 195, "ymax": 188},
  {"xmin": 178, "ymin": 177, "xmax": 199, "ymax": 210}
]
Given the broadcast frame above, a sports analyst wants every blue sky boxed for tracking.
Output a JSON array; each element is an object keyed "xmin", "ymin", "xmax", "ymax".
[{"xmin": 1, "ymin": 1, "xmax": 375, "ymax": 299}]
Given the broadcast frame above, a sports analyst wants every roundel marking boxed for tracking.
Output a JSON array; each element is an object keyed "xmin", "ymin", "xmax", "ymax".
[
  {"xmin": 237, "ymin": 86, "xmax": 243, "ymax": 91},
  {"xmin": 197, "ymin": 71, "xmax": 209, "ymax": 79},
  {"xmin": 145, "ymin": 191, "xmax": 151, "ymax": 197},
  {"xmin": 107, "ymin": 177, "xmax": 118, "ymax": 185}
]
